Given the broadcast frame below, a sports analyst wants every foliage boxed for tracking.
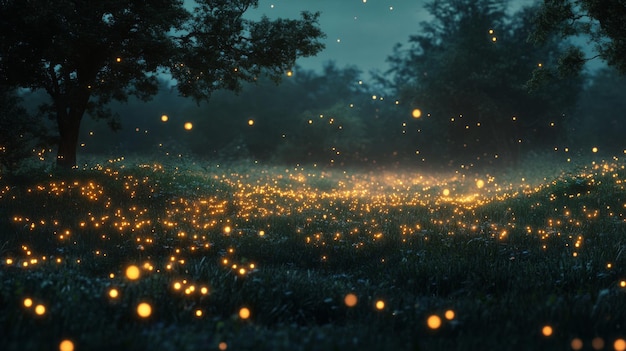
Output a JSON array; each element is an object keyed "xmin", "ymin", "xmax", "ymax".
[
  {"xmin": 1, "ymin": 158, "xmax": 626, "ymax": 350},
  {"xmin": 381, "ymin": 0, "xmax": 582, "ymax": 167},
  {"xmin": 531, "ymin": 0, "xmax": 626, "ymax": 75},
  {"xmin": 0, "ymin": 0, "xmax": 325, "ymax": 168}
]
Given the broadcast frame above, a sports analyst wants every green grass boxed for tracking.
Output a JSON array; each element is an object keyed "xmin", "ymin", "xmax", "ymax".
[{"xmin": 1, "ymin": 157, "xmax": 626, "ymax": 351}]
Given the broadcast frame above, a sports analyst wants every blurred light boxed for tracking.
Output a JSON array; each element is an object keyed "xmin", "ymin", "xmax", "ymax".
[
  {"xmin": 427, "ymin": 315, "xmax": 442, "ymax": 329},
  {"xmin": 184, "ymin": 122, "xmax": 193, "ymax": 130},
  {"xmin": 570, "ymin": 338, "xmax": 583, "ymax": 350},
  {"xmin": 109, "ymin": 288, "xmax": 119, "ymax": 299},
  {"xmin": 59, "ymin": 340, "xmax": 74, "ymax": 351},
  {"xmin": 218, "ymin": 342, "xmax": 228, "ymax": 351},
  {"xmin": 542, "ymin": 325, "xmax": 553, "ymax": 337},
  {"xmin": 344, "ymin": 293, "xmax": 358, "ymax": 307},
  {"xmin": 442, "ymin": 189, "xmax": 450, "ymax": 196},
  {"xmin": 35, "ymin": 304, "xmax": 46, "ymax": 315},
  {"xmin": 137, "ymin": 302, "xmax": 152, "ymax": 318},
  {"xmin": 125, "ymin": 265, "xmax": 140, "ymax": 280},
  {"xmin": 444, "ymin": 310, "xmax": 455, "ymax": 320},
  {"xmin": 239, "ymin": 307, "xmax": 251, "ymax": 319},
  {"xmin": 248, "ymin": 119, "xmax": 254, "ymax": 126},
  {"xmin": 23, "ymin": 298, "xmax": 33, "ymax": 308},
  {"xmin": 412, "ymin": 109, "xmax": 422, "ymax": 119},
  {"xmin": 615, "ymin": 339, "xmax": 626, "ymax": 351},
  {"xmin": 161, "ymin": 115, "xmax": 169, "ymax": 122},
  {"xmin": 476, "ymin": 179, "xmax": 485, "ymax": 189},
  {"xmin": 592, "ymin": 147, "xmax": 598, "ymax": 153},
  {"xmin": 592, "ymin": 337, "xmax": 604, "ymax": 350},
  {"xmin": 375, "ymin": 299, "xmax": 385, "ymax": 310}
]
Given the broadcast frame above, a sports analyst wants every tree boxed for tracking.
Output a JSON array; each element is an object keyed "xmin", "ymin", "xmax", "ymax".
[
  {"xmin": 0, "ymin": 0, "xmax": 324, "ymax": 168},
  {"xmin": 530, "ymin": 0, "xmax": 626, "ymax": 77},
  {"xmin": 381, "ymin": 0, "xmax": 581, "ymax": 167}
]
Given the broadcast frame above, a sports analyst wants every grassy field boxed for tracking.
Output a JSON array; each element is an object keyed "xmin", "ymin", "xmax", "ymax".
[{"xmin": 1, "ymin": 157, "xmax": 626, "ymax": 351}]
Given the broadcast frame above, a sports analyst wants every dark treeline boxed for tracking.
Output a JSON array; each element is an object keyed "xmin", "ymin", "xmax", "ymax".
[{"xmin": 2, "ymin": 0, "xmax": 626, "ymax": 172}]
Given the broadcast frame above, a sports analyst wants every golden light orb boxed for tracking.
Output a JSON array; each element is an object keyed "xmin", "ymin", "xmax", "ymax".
[
  {"xmin": 476, "ymin": 179, "xmax": 485, "ymax": 189},
  {"xmin": 136, "ymin": 302, "xmax": 152, "ymax": 318},
  {"xmin": 442, "ymin": 189, "xmax": 450, "ymax": 197},
  {"xmin": 620, "ymin": 280, "xmax": 626, "ymax": 288},
  {"xmin": 248, "ymin": 119, "xmax": 254, "ymax": 126},
  {"xmin": 59, "ymin": 340, "xmax": 74, "ymax": 351},
  {"xmin": 286, "ymin": 71, "xmax": 293, "ymax": 77},
  {"xmin": 195, "ymin": 309, "xmax": 203, "ymax": 317},
  {"xmin": 592, "ymin": 146, "xmax": 598, "ymax": 153},
  {"xmin": 427, "ymin": 315, "xmax": 442, "ymax": 329},
  {"xmin": 23, "ymin": 298, "xmax": 33, "ymax": 308},
  {"xmin": 412, "ymin": 109, "xmax": 422, "ymax": 119},
  {"xmin": 444, "ymin": 309, "xmax": 455, "ymax": 320},
  {"xmin": 344, "ymin": 293, "xmax": 358, "ymax": 307},
  {"xmin": 541, "ymin": 325, "xmax": 553, "ymax": 337},
  {"xmin": 184, "ymin": 122, "xmax": 193, "ymax": 131},
  {"xmin": 239, "ymin": 307, "xmax": 251, "ymax": 319},
  {"xmin": 615, "ymin": 339, "xmax": 626, "ymax": 351},
  {"xmin": 161, "ymin": 115, "xmax": 169, "ymax": 122},
  {"xmin": 35, "ymin": 304, "xmax": 46, "ymax": 316},
  {"xmin": 116, "ymin": 57, "xmax": 122, "ymax": 63},
  {"xmin": 375, "ymin": 300, "xmax": 385, "ymax": 310},
  {"xmin": 125, "ymin": 265, "xmax": 140, "ymax": 280},
  {"xmin": 108, "ymin": 288, "xmax": 119, "ymax": 299},
  {"xmin": 224, "ymin": 226, "xmax": 231, "ymax": 234}
]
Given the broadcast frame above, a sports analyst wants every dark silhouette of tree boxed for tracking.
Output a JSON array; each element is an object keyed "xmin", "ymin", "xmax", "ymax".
[
  {"xmin": 530, "ymin": 0, "xmax": 626, "ymax": 77},
  {"xmin": 381, "ymin": 0, "xmax": 581, "ymax": 167},
  {"xmin": 0, "ymin": 0, "xmax": 324, "ymax": 168}
]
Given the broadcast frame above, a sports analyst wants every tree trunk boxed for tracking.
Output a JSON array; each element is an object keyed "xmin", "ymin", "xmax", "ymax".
[{"xmin": 55, "ymin": 107, "xmax": 84, "ymax": 169}]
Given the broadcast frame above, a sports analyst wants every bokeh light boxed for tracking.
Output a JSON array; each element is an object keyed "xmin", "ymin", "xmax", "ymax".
[
  {"xmin": 184, "ymin": 122, "xmax": 193, "ymax": 130},
  {"xmin": 444, "ymin": 309, "xmax": 455, "ymax": 320},
  {"xmin": 375, "ymin": 300, "xmax": 385, "ymax": 310},
  {"xmin": 35, "ymin": 304, "xmax": 46, "ymax": 315},
  {"xmin": 427, "ymin": 315, "xmax": 442, "ymax": 329},
  {"xmin": 125, "ymin": 265, "xmax": 140, "ymax": 280},
  {"xmin": 344, "ymin": 293, "xmax": 358, "ymax": 307},
  {"xmin": 615, "ymin": 339, "xmax": 626, "ymax": 351},
  {"xmin": 23, "ymin": 298, "xmax": 33, "ymax": 308},
  {"xmin": 412, "ymin": 109, "xmax": 422, "ymax": 119},
  {"xmin": 570, "ymin": 338, "xmax": 583, "ymax": 350},
  {"xmin": 59, "ymin": 339, "xmax": 74, "ymax": 351},
  {"xmin": 160, "ymin": 115, "xmax": 168, "ymax": 122},
  {"xmin": 239, "ymin": 307, "xmax": 250, "ymax": 319},
  {"xmin": 108, "ymin": 288, "xmax": 119, "ymax": 299},
  {"xmin": 136, "ymin": 302, "xmax": 152, "ymax": 318},
  {"xmin": 541, "ymin": 325, "xmax": 553, "ymax": 337}
]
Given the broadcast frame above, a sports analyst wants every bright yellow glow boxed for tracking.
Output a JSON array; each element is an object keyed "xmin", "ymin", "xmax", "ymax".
[
  {"xmin": 125, "ymin": 265, "xmax": 140, "ymax": 280},
  {"xmin": 173, "ymin": 282, "xmax": 182, "ymax": 290},
  {"xmin": 412, "ymin": 109, "xmax": 422, "ymax": 119},
  {"xmin": 444, "ymin": 309, "xmax": 455, "ymax": 320},
  {"xmin": 442, "ymin": 189, "xmax": 450, "ymax": 197},
  {"xmin": 200, "ymin": 286, "xmax": 209, "ymax": 295},
  {"xmin": 570, "ymin": 338, "xmax": 583, "ymax": 350},
  {"xmin": 375, "ymin": 300, "xmax": 385, "ymax": 310},
  {"xmin": 23, "ymin": 298, "xmax": 33, "ymax": 308},
  {"xmin": 592, "ymin": 147, "xmax": 598, "ymax": 153},
  {"xmin": 248, "ymin": 119, "xmax": 254, "ymax": 126},
  {"xmin": 108, "ymin": 288, "xmax": 119, "ymax": 299},
  {"xmin": 35, "ymin": 304, "xmax": 46, "ymax": 315},
  {"xmin": 137, "ymin": 302, "xmax": 152, "ymax": 318},
  {"xmin": 620, "ymin": 280, "xmax": 626, "ymax": 288},
  {"xmin": 184, "ymin": 122, "xmax": 193, "ymax": 131},
  {"xmin": 476, "ymin": 179, "xmax": 485, "ymax": 189},
  {"xmin": 116, "ymin": 57, "xmax": 121, "ymax": 63},
  {"xmin": 239, "ymin": 307, "xmax": 251, "ymax": 319},
  {"xmin": 6, "ymin": 258, "xmax": 13, "ymax": 265},
  {"xmin": 344, "ymin": 293, "xmax": 358, "ymax": 307},
  {"xmin": 427, "ymin": 315, "xmax": 442, "ymax": 329},
  {"xmin": 491, "ymin": 36, "xmax": 497, "ymax": 42},
  {"xmin": 542, "ymin": 325, "xmax": 553, "ymax": 337},
  {"xmin": 195, "ymin": 309, "xmax": 203, "ymax": 317},
  {"xmin": 615, "ymin": 339, "xmax": 626, "ymax": 351},
  {"xmin": 161, "ymin": 115, "xmax": 169, "ymax": 122},
  {"xmin": 224, "ymin": 226, "xmax": 231, "ymax": 234},
  {"xmin": 286, "ymin": 71, "xmax": 293, "ymax": 77},
  {"xmin": 59, "ymin": 340, "xmax": 74, "ymax": 351}
]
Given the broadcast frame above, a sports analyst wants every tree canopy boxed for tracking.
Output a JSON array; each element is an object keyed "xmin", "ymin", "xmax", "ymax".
[
  {"xmin": 0, "ymin": 0, "xmax": 325, "ymax": 168},
  {"xmin": 381, "ymin": 0, "xmax": 582, "ymax": 167},
  {"xmin": 531, "ymin": 0, "xmax": 626, "ymax": 76}
]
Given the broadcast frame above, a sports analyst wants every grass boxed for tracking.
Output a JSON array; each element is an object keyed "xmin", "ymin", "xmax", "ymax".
[{"xmin": 1, "ymin": 156, "xmax": 626, "ymax": 351}]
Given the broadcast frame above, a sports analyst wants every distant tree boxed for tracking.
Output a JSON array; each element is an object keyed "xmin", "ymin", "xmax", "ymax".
[
  {"xmin": 0, "ymin": 87, "xmax": 48, "ymax": 172},
  {"xmin": 382, "ymin": 0, "xmax": 581, "ymax": 166},
  {"xmin": 0, "ymin": 0, "xmax": 324, "ymax": 168},
  {"xmin": 530, "ymin": 0, "xmax": 626, "ymax": 78}
]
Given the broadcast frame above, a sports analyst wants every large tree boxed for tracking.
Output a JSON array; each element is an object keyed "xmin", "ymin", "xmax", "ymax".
[
  {"xmin": 531, "ymin": 0, "xmax": 626, "ymax": 76},
  {"xmin": 0, "ymin": 0, "xmax": 324, "ymax": 168},
  {"xmin": 382, "ymin": 0, "xmax": 581, "ymax": 166}
]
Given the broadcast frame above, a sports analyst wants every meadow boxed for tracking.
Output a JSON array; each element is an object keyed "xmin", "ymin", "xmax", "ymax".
[{"xmin": 1, "ymin": 156, "xmax": 626, "ymax": 351}]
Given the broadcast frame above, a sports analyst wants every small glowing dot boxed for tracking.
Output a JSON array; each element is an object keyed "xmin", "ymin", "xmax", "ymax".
[
  {"xmin": 427, "ymin": 315, "xmax": 442, "ymax": 329},
  {"xmin": 161, "ymin": 115, "xmax": 169, "ymax": 122},
  {"xmin": 116, "ymin": 57, "xmax": 121, "ymax": 63},
  {"xmin": 35, "ymin": 304, "xmax": 46, "ymax": 315},
  {"xmin": 6, "ymin": 258, "xmax": 13, "ymax": 265},
  {"xmin": 344, "ymin": 293, "xmax": 358, "ymax": 307},
  {"xmin": 59, "ymin": 340, "xmax": 74, "ymax": 351},
  {"xmin": 442, "ymin": 189, "xmax": 450, "ymax": 196},
  {"xmin": 491, "ymin": 36, "xmax": 497, "ymax": 42},
  {"xmin": 412, "ymin": 109, "xmax": 422, "ymax": 118},
  {"xmin": 239, "ymin": 307, "xmax": 251, "ymax": 319},
  {"xmin": 109, "ymin": 288, "xmax": 119, "ymax": 299},
  {"xmin": 620, "ymin": 280, "xmax": 626, "ymax": 288},
  {"xmin": 23, "ymin": 298, "xmax": 33, "ymax": 308},
  {"xmin": 286, "ymin": 71, "xmax": 293, "ymax": 77},
  {"xmin": 444, "ymin": 310, "xmax": 455, "ymax": 320},
  {"xmin": 258, "ymin": 230, "xmax": 265, "ymax": 237},
  {"xmin": 570, "ymin": 338, "xmax": 583, "ymax": 350},
  {"xmin": 137, "ymin": 302, "xmax": 152, "ymax": 318},
  {"xmin": 592, "ymin": 147, "xmax": 598, "ymax": 153},
  {"xmin": 615, "ymin": 339, "xmax": 626, "ymax": 351},
  {"xmin": 476, "ymin": 179, "xmax": 485, "ymax": 189},
  {"xmin": 125, "ymin": 265, "xmax": 140, "ymax": 280},
  {"xmin": 195, "ymin": 309, "xmax": 203, "ymax": 317},
  {"xmin": 218, "ymin": 342, "xmax": 228, "ymax": 351},
  {"xmin": 173, "ymin": 282, "xmax": 182, "ymax": 290},
  {"xmin": 375, "ymin": 300, "xmax": 385, "ymax": 310},
  {"xmin": 224, "ymin": 226, "xmax": 231, "ymax": 234},
  {"xmin": 184, "ymin": 122, "xmax": 193, "ymax": 130},
  {"xmin": 542, "ymin": 325, "xmax": 553, "ymax": 337},
  {"xmin": 248, "ymin": 119, "xmax": 254, "ymax": 126}
]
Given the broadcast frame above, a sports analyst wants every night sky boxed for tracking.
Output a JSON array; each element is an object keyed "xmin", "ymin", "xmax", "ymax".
[{"xmin": 245, "ymin": 0, "xmax": 537, "ymax": 76}]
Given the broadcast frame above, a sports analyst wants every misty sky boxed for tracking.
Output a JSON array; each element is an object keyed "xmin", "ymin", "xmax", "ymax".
[{"xmin": 244, "ymin": 0, "xmax": 538, "ymax": 77}]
